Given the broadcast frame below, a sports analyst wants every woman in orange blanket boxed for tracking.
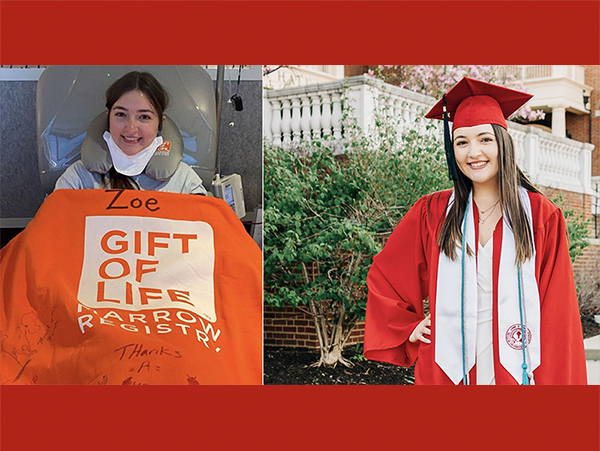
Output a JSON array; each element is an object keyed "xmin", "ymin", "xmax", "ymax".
[{"xmin": 55, "ymin": 71, "xmax": 206, "ymax": 194}]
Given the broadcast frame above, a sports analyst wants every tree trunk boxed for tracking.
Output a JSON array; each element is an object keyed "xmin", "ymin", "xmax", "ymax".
[
  {"xmin": 309, "ymin": 301, "xmax": 353, "ymax": 368},
  {"xmin": 303, "ymin": 262, "xmax": 353, "ymax": 368}
]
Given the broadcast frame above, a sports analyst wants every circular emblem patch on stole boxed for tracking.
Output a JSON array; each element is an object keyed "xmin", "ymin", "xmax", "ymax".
[{"xmin": 505, "ymin": 324, "xmax": 532, "ymax": 350}]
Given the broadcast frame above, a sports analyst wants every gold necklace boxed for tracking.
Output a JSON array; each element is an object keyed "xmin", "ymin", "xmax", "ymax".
[
  {"xmin": 478, "ymin": 201, "xmax": 499, "ymax": 224},
  {"xmin": 478, "ymin": 198, "xmax": 500, "ymax": 215}
]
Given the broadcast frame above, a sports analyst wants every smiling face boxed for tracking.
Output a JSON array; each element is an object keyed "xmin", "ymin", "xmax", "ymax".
[
  {"xmin": 108, "ymin": 89, "xmax": 161, "ymax": 156},
  {"xmin": 453, "ymin": 123, "xmax": 500, "ymax": 189}
]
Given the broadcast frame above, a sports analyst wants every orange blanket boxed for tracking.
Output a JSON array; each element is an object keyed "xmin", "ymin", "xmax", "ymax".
[{"xmin": 1, "ymin": 189, "xmax": 262, "ymax": 385}]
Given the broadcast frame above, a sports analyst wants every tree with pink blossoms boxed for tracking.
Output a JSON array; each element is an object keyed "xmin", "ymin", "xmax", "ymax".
[{"xmin": 367, "ymin": 65, "xmax": 545, "ymax": 123}]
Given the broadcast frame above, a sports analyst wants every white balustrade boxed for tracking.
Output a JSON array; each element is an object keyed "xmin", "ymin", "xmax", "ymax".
[{"xmin": 264, "ymin": 75, "xmax": 595, "ymax": 196}]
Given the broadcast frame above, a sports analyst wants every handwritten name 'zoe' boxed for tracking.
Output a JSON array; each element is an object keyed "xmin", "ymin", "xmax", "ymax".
[{"xmin": 105, "ymin": 189, "xmax": 159, "ymax": 212}]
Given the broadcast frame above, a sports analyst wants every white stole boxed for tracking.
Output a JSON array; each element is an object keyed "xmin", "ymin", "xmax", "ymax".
[{"xmin": 435, "ymin": 187, "xmax": 540, "ymax": 385}]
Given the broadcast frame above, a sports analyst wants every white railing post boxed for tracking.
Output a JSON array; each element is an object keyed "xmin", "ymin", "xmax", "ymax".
[
  {"xmin": 290, "ymin": 96, "xmax": 302, "ymax": 146},
  {"xmin": 393, "ymin": 97, "xmax": 404, "ymax": 132},
  {"xmin": 519, "ymin": 126, "xmax": 539, "ymax": 183},
  {"xmin": 345, "ymin": 80, "xmax": 378, "ymax": 132},
  {"xmin": 263, "ymin": 97, "xmax": 273, "ymax": 142},
  {"xmin": 310, "ymin": 93, "xmax": 322, "ymax": 140},
  {"xmin": 300, "ymin": 94, "xmax": 312, "ymax": 141},
  {"xmin": 385, "ymin": 94, "xmax": 394, "ymax": 116},
  {"xmin": 281, "ymin": 99, "xmax": 292, "ymax": 148},
  {"xmin": 270, "ymin": 99, "xmax": 282, "ymax": 147},
  {"xmin": 409, "ymin": 100, "xmax": 419, "ymax": 125},
  {"xmin": 580, "ymin": 142, "xmax": 593, "ymax": 193},
  {"xmin": 321, "ymin": 93, "xmax": 332, "ymax": 138},
  {"xmin": 331, "ymin": 92, "xmax": 343, "ymax": 140}
]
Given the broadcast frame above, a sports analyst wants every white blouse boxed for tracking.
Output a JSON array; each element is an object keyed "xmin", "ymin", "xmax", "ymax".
[{"xmin": 477, "ymin": 237, "xmax": 496, "ymax": 385}]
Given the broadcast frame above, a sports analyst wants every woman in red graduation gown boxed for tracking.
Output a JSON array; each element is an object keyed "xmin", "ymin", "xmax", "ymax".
[{"xmin": 364, "ymin": 77, "xmax": 587, "ymax": 385}]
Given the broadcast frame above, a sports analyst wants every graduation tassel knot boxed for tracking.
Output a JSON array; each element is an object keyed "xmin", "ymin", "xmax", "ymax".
[
  {"xmin": 442, "ymin": 95, "xmax": 458, "ymax": 181},
  {"xmin": 522, "ymin": 363, "xmax": 530, "ymax": 385}
]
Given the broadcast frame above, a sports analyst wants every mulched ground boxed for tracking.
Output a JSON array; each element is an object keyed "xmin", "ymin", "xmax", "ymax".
[
  {"xmin": 581, "ymin": 308, "xmax": 600, "ymax": 340},
  {"xmin": 264, "ymin": 345, "xmax": 415, "ymax": 385},
  {"xmin": 264, "ymin": 310, "xmax": 599, "ymax": 385}
]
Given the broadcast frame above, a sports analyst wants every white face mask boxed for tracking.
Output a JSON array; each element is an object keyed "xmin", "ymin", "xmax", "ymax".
[{"xmin": 103, "ymin": 131, "xmax": 163, "ymax": 176}]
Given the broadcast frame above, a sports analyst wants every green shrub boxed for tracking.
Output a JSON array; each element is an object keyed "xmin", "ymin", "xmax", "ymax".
[{"xmin": 264, "ymin": 111, "xmax": 450, "ymax": 366}]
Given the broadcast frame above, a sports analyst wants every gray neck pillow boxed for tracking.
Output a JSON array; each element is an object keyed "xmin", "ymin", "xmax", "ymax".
[{"xmin": 80, "ymin": 112, "xmax": 184, "ymax": 181}]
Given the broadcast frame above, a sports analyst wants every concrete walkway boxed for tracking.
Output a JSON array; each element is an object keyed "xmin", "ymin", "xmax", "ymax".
[{"xmin": 584, "ymin": 335, "xmax": 599, "ymax": 385}]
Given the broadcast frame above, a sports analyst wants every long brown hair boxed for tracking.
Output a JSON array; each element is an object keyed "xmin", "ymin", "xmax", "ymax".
[
  {"xmin": 437, "ymin": 124, "xmax": 541, "ymax": 265},
  {"xmin": 102, "ymin": 167, "xmax": 140, "ymax": 190},
  {"xmin": 103, "ymin": 71, "xmax": 170, "ymax": 190}
]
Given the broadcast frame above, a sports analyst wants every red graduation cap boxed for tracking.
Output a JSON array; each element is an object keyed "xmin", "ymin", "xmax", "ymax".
[
  {"xmin": 425, "ymin": 77, "xmax": 533, "ymax": 180},
  {"xmin": 425, "ymin": 77, "xmax": 533, "ymax": 130}
]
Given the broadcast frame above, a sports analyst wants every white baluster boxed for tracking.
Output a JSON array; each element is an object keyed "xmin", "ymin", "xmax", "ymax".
[
  {"xmin": 263, "ymin": 96, "xmax": 273, "ymax": 142},
  {"xmin": 321, "ymin": 93, "xmax": 332, "ymax": 138},
  {"xmin": 394, "ymin": 97, "xmax": 403, "ymax": 132},
  {"xmin": 270, "ymin": 99, "xmax": 282, "ymax": 147},
  {"xmin": 409, "ymin": 101, "xmax": 418, "ymax": 125},
  {"xmin": 281, "ymin": 99, "xmax": 292, "ymax": 148},
  {"xmin": 540, "ymin": 143, "xmax": 549, "ymax": 175},
  {"xmin": 331, "ymin": 92, "xmax": 343, "ymax": 141},
  {"xmin": 386, "ymin": 95, "xmax": 394, "ymax": 118},
  {"xmin": 569, "ymin": 147, "xmax": 579, "ymax": 181},
  {"xmin": 300, "ymin": 94, "xmax": 312, "ymax": 142},
  {"xmin": 310, "ymin": 94, "xmax": 322, "ymax": 140},
  {"xmin": 550, "ymin": 142, "xmax": 560, "ymax": 182},
  {"xmin": 403, "ymin": 100, "xmax": 410, "ymax": 125},
  {"xmin": 372, "ymin": 93, "xmax": 380, "ymax": 114},
  {"xmin": 290, "ymin": 96, "xmax": 302, "ymax": 146}
]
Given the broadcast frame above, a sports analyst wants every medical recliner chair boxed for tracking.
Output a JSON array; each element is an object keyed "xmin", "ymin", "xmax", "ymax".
[{"xmin": 36, "ymin": 65, "xmax": 218, "ymax": 194}]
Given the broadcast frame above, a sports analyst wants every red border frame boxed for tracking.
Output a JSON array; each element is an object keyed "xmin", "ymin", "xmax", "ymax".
[
  {"xmin": 1, "ymin": 1, "xmax": 599, "ymax": 449},
  {"xmin": 1, "ymin": 1, "xmax": 599, "ymax": 63},
  {"xmin": 2, "ymin": 386, "xmax": 599, "ymax": 448}
]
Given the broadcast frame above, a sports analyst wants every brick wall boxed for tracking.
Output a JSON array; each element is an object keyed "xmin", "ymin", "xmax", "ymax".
[
  {"xmin": 264, "ymin": 305, "xmax": 365, "ymax": 350},
  {"xmin": 539, "ymin": 186, "xmax": 595, "ymax": 239},
  {"xmin": 566, "ymin": 65, "xmax": 600, "ymax": 177},
  {"xmin": 264, "ymin": 306, "xmax": 320, "ymax": 348},
  {"xmin": 542, "ymin": 188, "xmax": 600, "ymax": 295}
]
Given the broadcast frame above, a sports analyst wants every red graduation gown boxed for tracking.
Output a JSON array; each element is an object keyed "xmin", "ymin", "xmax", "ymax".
[{"xmin": 364, "ymin": 189, "xmax": 587, "ymax": 385}]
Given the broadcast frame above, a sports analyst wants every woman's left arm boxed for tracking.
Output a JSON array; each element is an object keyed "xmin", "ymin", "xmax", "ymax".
[
  {"xmin": 179, "ymin": 164, "xmax": 207, "ymax": 195},
  {"xmin": 535, "ymin": 208, "xmax": 587, "ymax": 384}
]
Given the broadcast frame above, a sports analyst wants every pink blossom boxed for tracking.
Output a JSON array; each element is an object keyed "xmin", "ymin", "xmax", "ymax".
[{"xmin": 370, "ymin": 65, "xmax": 546, "ymax": 124}]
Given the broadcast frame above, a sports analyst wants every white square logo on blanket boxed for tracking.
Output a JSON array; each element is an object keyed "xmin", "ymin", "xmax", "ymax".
[{"xmin": 77, "ymin": 216, "xmax": 216, "ymax": 322}]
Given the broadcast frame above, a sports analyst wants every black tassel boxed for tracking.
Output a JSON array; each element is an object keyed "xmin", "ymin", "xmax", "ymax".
[{"xmin": 443, "ymin": 95, "xmax": 458, "ymax": 181}]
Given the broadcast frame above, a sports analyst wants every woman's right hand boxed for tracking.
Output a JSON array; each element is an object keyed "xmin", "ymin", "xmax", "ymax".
[{"xmin": 409, "ymin": 314, "xmax": 431, "ymax": 344}]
